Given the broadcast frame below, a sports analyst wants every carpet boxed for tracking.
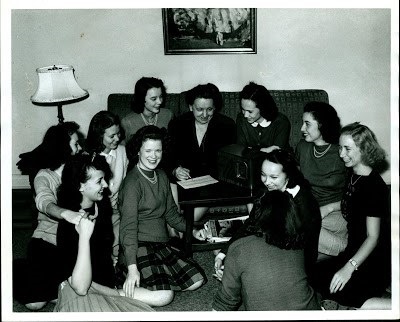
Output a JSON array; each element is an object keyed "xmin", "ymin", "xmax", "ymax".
[{"xmin": 12, "ymin": 228, "xmax": 222, "ymax": 312}]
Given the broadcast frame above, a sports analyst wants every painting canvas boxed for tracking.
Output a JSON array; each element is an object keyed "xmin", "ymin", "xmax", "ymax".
[{"xmin": 162, "ymin": 8, "xmax": 256, "ymax": 54}]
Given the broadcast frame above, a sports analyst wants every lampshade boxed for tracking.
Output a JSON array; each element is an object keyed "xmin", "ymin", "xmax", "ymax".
[{"xmin": 31, "ymin": 65, "xmax": 88, "ymax": 103}]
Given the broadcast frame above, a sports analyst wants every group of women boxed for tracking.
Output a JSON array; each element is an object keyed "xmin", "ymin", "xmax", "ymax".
[{"xmin": 14, "ymin": 76, "xmax": 391, "ymax": 312}]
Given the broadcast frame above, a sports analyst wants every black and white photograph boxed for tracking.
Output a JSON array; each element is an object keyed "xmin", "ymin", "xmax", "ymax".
[{"xmin": 1, "ymin": 1, "xmax": 399, "ymax": 321}]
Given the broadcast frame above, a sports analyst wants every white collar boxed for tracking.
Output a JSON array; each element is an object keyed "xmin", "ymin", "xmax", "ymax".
[
  {"xmin": 251, "ymin": 118, "xmax": 271, "ymax": 128},
  {"xmin": 100, "ymin": 148, "xmax": 117, "ymax": 158},
  {"xmin": 286, "ymin": 185, "xmax": 300, "ymax": 198}
]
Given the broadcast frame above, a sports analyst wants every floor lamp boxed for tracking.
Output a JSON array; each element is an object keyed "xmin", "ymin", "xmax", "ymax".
[{"xmin": 30, "ymin": 65, "xmax": 89, "ymax": 124}]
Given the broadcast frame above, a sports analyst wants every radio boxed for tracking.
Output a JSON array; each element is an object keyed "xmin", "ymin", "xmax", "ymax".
[{"xmin": 217, "ymin": 144, "xmax": 266, "ymax": 191}]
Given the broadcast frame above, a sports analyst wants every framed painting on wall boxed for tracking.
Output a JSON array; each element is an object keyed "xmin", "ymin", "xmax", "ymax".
[{"xmin": 162, "ymin": 8, "xmax": 257, "ymax": 55}]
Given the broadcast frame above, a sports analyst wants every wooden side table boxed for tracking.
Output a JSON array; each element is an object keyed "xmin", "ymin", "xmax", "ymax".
[{"xmin": 177, "ymin": 181, "xmax": 259, "ymax": 257}]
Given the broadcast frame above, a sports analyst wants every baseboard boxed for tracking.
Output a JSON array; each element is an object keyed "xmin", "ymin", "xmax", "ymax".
[{"xmin": 12, "ymin": 174, "xmax": 30, "ymax": 189}]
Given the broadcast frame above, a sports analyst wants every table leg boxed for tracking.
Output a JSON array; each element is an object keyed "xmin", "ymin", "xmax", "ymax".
[{"xmin": 182, "ymin": 204, "xmax": 194, "ymax": 257}]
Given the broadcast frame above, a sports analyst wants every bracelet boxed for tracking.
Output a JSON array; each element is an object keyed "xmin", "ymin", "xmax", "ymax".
[{"xmin": 348, "ymin": 258, "xmax": 358, "ymax": 270}]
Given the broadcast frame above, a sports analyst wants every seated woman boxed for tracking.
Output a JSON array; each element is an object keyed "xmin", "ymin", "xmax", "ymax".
[
  {"xmin": 86, "ymin": 111, "xmax": 129, "ymax": 264},
  {"xmin": 296, "ymin": 102, "xmax": 348, "ymax": 259},
  {"xmin": 214, "ymin": 149, "xmax": 321, "ymax": 280},
  {"xmin": 213, "ymin": 190, "xmax": 322, "ymax": 311},
  {"xmin": 121, "ymin": 76, "xmax": 173, "ymax": 143},
  {"xmin": 54, "ymin": 154, "xmax": 154, "ymax": 312},
  {"xmin": 310, "ymin": 122, "xmax": 391, "ymax": 310},
  {"xmin": 236, "ymin": 82, "xmax": 291, "ymax": 153},
  {"xmin": 13, "ymin": 122, "xmax": 83, "ymax": 311},
  {"xmin": 168, "ymin": 83, "xmax": 236, "ymax": 221},
  {"xmin": 117, "ymin": 125, "xmax": 207, "ymax": 307}
]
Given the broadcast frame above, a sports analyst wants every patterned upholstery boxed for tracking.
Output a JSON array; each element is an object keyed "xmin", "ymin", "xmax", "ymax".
[{"xmin": 108, "ymin": 89, "xmax": 329, "ymax": 150}]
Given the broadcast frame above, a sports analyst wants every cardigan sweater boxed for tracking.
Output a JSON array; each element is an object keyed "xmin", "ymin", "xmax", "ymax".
[
  {"xmin": 119, "ymin": 166, "xmax": 186, "ymax": 266},
  {"xmin": 32, "ymin": 169, "xmax": 62, "ymax": 245},
  {"xmin": 220, "ymin": 187, "xmax": 321, "ymax": 277},
  {"xmin": 213, "ymin": 235, "xmax": 321, "ymax": 311},
  {"xmin": 236, "ymin": 112, "xmax": 291, "ymax": 150}
]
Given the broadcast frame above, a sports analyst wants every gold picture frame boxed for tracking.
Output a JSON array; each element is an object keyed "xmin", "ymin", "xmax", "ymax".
[{"xmin": 162, "ymin": 8, "xmax": 257, "ymax": 55}]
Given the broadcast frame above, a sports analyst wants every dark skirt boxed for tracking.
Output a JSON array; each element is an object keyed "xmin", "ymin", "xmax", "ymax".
[
  {"xmin": 118, "ymin": 242, "xmax": 206, "ymax": 291},
  {"xmin": 13, "ymin": 237, "xmax": 64, "ymax": 304},
  {"xmin": 53, "ymin": 280, "xmax": 154, "ymax": 312}
]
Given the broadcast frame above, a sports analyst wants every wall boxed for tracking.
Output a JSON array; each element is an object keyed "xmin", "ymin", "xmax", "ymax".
[{"xmin": 11, "ymin": 8, "xmax": 393, "ymax": 186}]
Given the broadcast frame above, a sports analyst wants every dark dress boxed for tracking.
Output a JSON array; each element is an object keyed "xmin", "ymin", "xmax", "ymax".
[
  {"xmin": 310, "ymin": 170, "xmax": 391, "ymax": 308},
  {"xmin": 57, "ymin": 200, "xmax": 115, "ymax": 288},
  {"xmin": 236, "ymin": 112, "xmax": 291, "ymax": 150},
  {"xmin": 55, "ymin": 199, "xmax": 154, "ymax": 312},
  {"xmin": 168, "ymin": 112, "xmax": 236, "ymax": 179},
  {"xmin": 220, "ymin": 186, "xmax": 321, "ymax": 278}
]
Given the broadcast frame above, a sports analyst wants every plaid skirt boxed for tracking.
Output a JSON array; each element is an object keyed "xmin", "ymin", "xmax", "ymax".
[
  {"xmin": 53, "ymin": 280, "xmax": 154, "ymax": 312},
  {"xmin": 118, "ymin": 242, "xmax": 206, "ymax": 291}
]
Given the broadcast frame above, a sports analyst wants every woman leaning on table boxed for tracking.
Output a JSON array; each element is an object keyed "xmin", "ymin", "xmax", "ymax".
[
  {"xmin": 168, "ymin": 83, "xmax": 236, "ymax": 221},
  {"xmin": 295, "ymin": 101, "xmax": 348, "ymax": 260},
  {"xmin": 214, "ymin": 149, "xmax": 321, "ymax": 281},
  {"xmin": 310, "ymin": 122, "xmax": 391, "ymax": 310}
]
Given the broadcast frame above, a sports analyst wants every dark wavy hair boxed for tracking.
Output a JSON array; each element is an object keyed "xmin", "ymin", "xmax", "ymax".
[
  {"xmin": 263, "ymin": 149, "xmax": 309, "ymax": 189},
  {"xmin": 131, "ymin": 77, "xmax": 167, "ymax": 113},
  {"xmin": 341, "ymin": 122, "xmax": 389, "ymax": 173},
  {"xmin": 240, "ymin": 82, "xmax": 278, "ymax": 121},
  {"xmin": 185, "ymin": 83, "xmax": 223, "ymax": 112},
  {"xmin": 252, "ymin": 190, "xmax": 305, "ymax": 250},
  {"xmin": 86, "ymin": 111, "xmax": 122, "ymax": 153},
  {"xmin": 57, "ymin": 153, "xmax": 111, "ymax": 212},
  {"xmin": 16, "ymin": 121, "xmax": 81, "ymax": 188},
  {"xmin": 125, "ymin": 125, "xmax": 172, "ymax": 172},
  {"xmin": 304, "ymin": 101, "xmax": 341, "ymax": 144}
]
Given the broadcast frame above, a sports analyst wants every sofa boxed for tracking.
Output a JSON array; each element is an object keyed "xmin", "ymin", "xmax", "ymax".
[
  {"xmin": 108, "ymin": 89, "xmax": 329, "ymax": 218},
  {"xmin": 108, "ymin": 89, "xmax": 329, "ymax": 149}
]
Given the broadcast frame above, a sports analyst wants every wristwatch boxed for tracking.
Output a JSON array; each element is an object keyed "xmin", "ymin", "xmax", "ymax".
[{"xmin": 348, "ymin": 258, "xmax": 358, "ymax": 270}]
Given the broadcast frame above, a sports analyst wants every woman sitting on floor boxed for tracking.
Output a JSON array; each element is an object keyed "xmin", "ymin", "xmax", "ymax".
[
  {"xmin": 54, "ymin": 153, "xmax": 154, "ymax": 312},
  {"xmin": 117, "ymin": 125, "xmax": 207, "ymax": 307},
  {"xmin": 213, "ymin": 190, "xmax": 322, "ymax": 311}
]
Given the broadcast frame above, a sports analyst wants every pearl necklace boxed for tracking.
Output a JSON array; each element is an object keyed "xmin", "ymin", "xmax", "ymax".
[
  {"xmin": 141, "ymin": 112, "xmax": 158, "ymax": 126},
  {"xmin": 137, "ymin": 164, "xmax": 157, "ymax": 184},
  {"xmin": 313, "ymin": 144, "xmax": 332, "ymax": 158}
]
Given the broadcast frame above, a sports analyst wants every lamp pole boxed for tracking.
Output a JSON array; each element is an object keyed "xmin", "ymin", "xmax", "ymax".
[{"xmin": 57, "ymin": 104, "xmax": 64, "ymax": 124}]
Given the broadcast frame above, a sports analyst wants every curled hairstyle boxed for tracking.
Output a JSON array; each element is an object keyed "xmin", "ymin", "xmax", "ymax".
[
  {"xmin": 86, "ymin": 111, "xmax": 122, "ymax": 153},
  {"xmin": 341, "ymin": 122, "xmax": 389, "ymax": 173},
  {"xmin": 263, "ymin": 149, "xmax": 308, "ymax": 189},
  {"xmin": 16, "ymin": 121, "xmax": 81, "ymax": 189},
  {"xmin": 131, "ymin": 77, "xmax": 167, "ymax": 113},
  {"xmin": 304, "ymin": 101, "xmax": 341, "ymax": 144},
  {"xmin": 185, "ymin": 83, "xmax": 223, "ymax": 112},
  {"xmin": 254, "ymin": 190, "xmax": 305, "ymax": 250},
  {"xmin": 39, "ymin": 121, "xmax": 80, "ymax": 170},
  {"xmin": 125, "ymin": 125, "xmax": 171, "ymax": 168},
  {"xmin": 57, "ymin": 153, "xmax": 111, "ymax": 212},
  {"xmin": 240, "ymin": 82, "xmax": 278, "ymax": 121}
]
